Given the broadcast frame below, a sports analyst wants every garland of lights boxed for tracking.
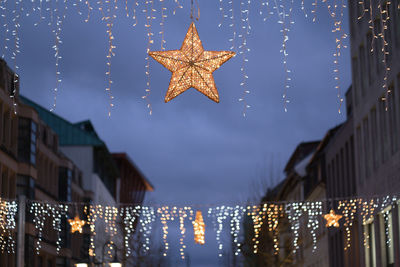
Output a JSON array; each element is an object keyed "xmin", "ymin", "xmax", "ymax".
[
  {"xmin": 1, "ymin": 194, "xmax": 399, "ymax": 260},
  {"xmin": 3, "ymin": 0, "xmax": 394, "ymax": 116}
]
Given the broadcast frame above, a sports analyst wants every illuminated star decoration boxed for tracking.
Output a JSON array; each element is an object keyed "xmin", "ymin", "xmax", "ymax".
[
  {"xmin": 323, "ymin": 209, "xmax": 343, "ymax": 228},
  {"xmin": 68, "ymin": 216, "xmax": 86, "ymax": 233},
  {"xmin": 193, "ymin": 210, "xmax": 205, "ymax": 245},
  {"xmin": 149, "ymin": 22, "xmax": 235, "ymax": 103}
]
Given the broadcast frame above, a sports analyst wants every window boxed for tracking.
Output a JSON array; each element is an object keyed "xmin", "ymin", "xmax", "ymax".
[
  {"xmin": 17, "ymin": 118, "xmax": 37, "ymax": 165},
  {"xmin": 363, "ymin": 117, "xmax": 370, "ymax": 178},
  {"xmin": 388, "ymin": 85, "xmax": 398, "ymax": 154},
  {"xmin": 367, "ymin": 32, "xmax": 374, "ymax": 85},
  {"xmin": 380, "ymin": 209, "xmax": 394, "ymax": 267},
  {"xmin": 16, "ymin": 175, "xmax": 35, "ymax": 200},
  {"xmin": 58, "ymin": 167, "xmax": 72, "ymax": 202},
  {"xmin": 356, "ymin": 126, "xmax": 363, "ymax": 184},
  {"xmin": 379, "ymin": 99, "xmax": 389, "ymax": 163},
  {"xmin": 359, "ymin": 45, "xmax": 367, "ymax": 97},
  {"xmin": 370, "ymin": 107, "xmax": 379, "ymax": 170},
  {"xmin": 352, "ymin": 57, "xmax": 360, "ymax": 106},
  {"xmin": 364, "ymin": 220, "xmax": 376, "ymax": 267}
]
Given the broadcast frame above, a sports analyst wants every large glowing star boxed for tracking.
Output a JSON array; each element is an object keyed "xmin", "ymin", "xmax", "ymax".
[
  {"xmin": 149, "ymin": 22, "xmax": 235, "ymax": 103},
  {"xmin": 323, "ymin": 209, "xmax": 343, "ymax": 228},
  {"xmin": 68, "ymin": 216, "xmax": 86, "ymax": 233}
]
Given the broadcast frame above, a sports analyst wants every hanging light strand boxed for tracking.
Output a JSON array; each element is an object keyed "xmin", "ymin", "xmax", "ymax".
[
  {"xmin": 173, "ymin": 0, "xmax": 183, "ymax": 15},
  {"xmin": 0, "ymin": 199, "xmax": 17, "ymax": 254},
  {"xmin": 248, "ymin": 204, "xmax": 266, "ymax": 254},
  {"xmin": 85, "ymin": 0, "xmax": 93, "ymax": 22},
  {"xmin": 300, "ymin": 0, "xmax": 308, "ymax": 18},
  {"xmin": 0, "ymin": 0, "xmax": 10, "ymax": 59},
  {"xmin": 260, "ymin": 0, "xmax": 273, "ymax": 21},
  {"xmin": 99, "ymin": 0, "xmax": 117, "ymax": 117},
  {"xmin": 274, "ymin": 0, "xmax": 294, "ymax": 112},
  {"xmin": 142, "ymin": 0, "xmax": 155, "ymax": 115},
  {"xmin": 323, "ymin": 0, "xmax": 347, "ymax": 113},
  {"xmin": 379, "ymin": 1, "xmax": 391, "ymax": 110},
  {"xmin": 159, "ymin": 0, "xmax": 167, "ymax": 50},
  {"xmin": 311, "ymin": 0, "xmax": 318, "ymax": 22},
  {"xmin": 357, "ymin": 0, "xmax": 366, "ymax": 20},
  {"xmin": 178, "ymin": 207, "xmax": 193, "ymax": 260},
  {"xmin": 218, "ymin": 0, "xmax": 225, "ymax": 27},
  {"xmin": 132, "ymin": 0, "xmax": 138, "ymax": 26},
  {"xmin": 238, "ymin": 0, "xmax": 251, "ymax": 117},
  {"xmin": 338, "ymin": 200, "xmax": 357, "ymax": 250},
  {"xmin": 228, "ymin": 0, "xmax": 236, "ymax": 51},
  {"xmin": 50, "ymin": 0, "xmax": 67, "ymax": 112},
  {"xmin": 10, "ymin": 0, "xmax": 22, "ymax": 114}
]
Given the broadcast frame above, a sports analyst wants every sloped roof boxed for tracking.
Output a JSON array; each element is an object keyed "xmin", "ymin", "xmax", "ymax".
[
  {"xmin": 19, "ymin": 95, "xmax": 104, "ymax": 146},
  {"xmin": 284, "ymin": 141, "xmax": 320, "ymax": 174},
  {"xmin": 112, "ymin": 152, "xmax": 154, "ymax": 191}
]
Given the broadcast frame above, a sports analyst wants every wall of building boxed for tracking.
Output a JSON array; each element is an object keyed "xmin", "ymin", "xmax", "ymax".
[
  {"xmin": 60, "ymin": 146, "xmax": 94, "ymax": 194},
  {"xmin": 347, "ymin": 1, "xmax": 400, "ymax": 266}
]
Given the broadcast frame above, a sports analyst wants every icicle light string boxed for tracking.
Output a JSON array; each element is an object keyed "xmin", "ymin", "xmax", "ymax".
[
  {"xmin": 85, "ymin": 0, "xmax": 93, "ymax": 22},
  {"xmin": 120, "ymin": 206, "xmax": 141, "ymax": 257},
  {"xmin": 228, "ymin": 0, "xmax": 236, "ymax": 51},
  {"xmin": 230, "ymin": 206, "xmax": 245, "ymax": 256},
  {"xmin": 178, "ymin": 207, "xmax": 193, "ymax": 260},
  {"xmin": 301, "ymin": 0, "xmax": 307, "ymax": 18},
  {"xmin": 311, "ymin": 0, "xmax": 318, "ymax": 22},
  {"xmin": 273, "ymin": 0, "xmax": 293, "ymax": 113},
  {"xmin": 131, "ymin": 0, "xmax": 138, "ymax": 26},
  {"xmin": 73, "ymin": 0, "xmax": 83, "ymax": 16},
  {"xmin": 0, "ymin": 0, "xmax": 10, "ymax": 59},
  {"xmin": 323, "ymin": 0, "xmax": 347, "ymax": 114},
  {"xmin": 238, "ymin": 0, "xmax": 251, "ymax": 117},
  {"xmin": 218, "ymin": 0, "xmax": 227, "ymax": 27},
  {"xmin": 157, "ymin": 206, "xmax": 173, "ymax": 257},
  {"xmin": 357, "ymin": 0, "xmax": 366, "ymax": 20},
  {"xmin": 104, "ymin": 206, "xmax": 118, "ymax": 260},
  {"xmin": 379, "ymin": 1, "xmax": 391, "ymax": 110},
  {"xmin": 248, "ymin": 204, "xmax": 266, "ymax": 254},
  {"xmin": 142, "ymin": 0, "xmax": 155, "ymax": 115},
  {"xmin": 10, "ymin": 0, "xmax": 22, "ymax": 114},
  {"xmin": 0, "ymin": 199, "xmax": 17, "ymax": 254},
  {"xmin": 208, "ymin": 206, "xmax": 230, "ymax": 257},
  {"xmin": 50, "ymin": 0, "xmax": 67, "ymax": 112},
  {"xmin": 138, "ymin": 206, "xmax": 155, "ymax": 253},
  {"xmin": 172, "ymin": 0, "xmax": 182, "ymax": 16},
  {"xmin": 368, "ymin": 0, "xmax": 375, "ymax": 54},
  {"xmin": 99, "ymin": 0, "xmax": 117, "ymax": 117},
  {"xmin": 159, "ymin": 0, "xmax": 167, "ymax": 50},
  {"xmin": 260, "ymin": 0, "xmax": 273, "ymax": 21}
]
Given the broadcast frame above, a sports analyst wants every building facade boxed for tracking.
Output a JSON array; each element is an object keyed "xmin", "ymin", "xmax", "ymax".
[{"xmin": 348, "ymin": 0, "xmax": 400, "ymax": 266}]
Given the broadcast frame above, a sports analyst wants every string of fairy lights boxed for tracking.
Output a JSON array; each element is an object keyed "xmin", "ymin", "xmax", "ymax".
[
  {"xmin": 0, "ymin": 195, "xmax": 400, "ymax": 259},
  {"xmin": 1, "ymin": 0, "xmax": 387, "ymax": 117}
]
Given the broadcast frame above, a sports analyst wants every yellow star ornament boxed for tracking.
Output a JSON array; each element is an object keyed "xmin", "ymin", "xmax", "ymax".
[
  {"xmin": 149, "ymin": 22, "xmax": 235, "ymax": 103},
  {"xmin": 68, "ymin": 216, "xmax": 86, "ymax": 233},
  {"xmin": 323, "ymin": 209, "xmax": 343, "ymax": 228}
]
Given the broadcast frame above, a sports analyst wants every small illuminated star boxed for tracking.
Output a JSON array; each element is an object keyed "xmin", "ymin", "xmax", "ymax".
[
  {"xmin": 149, "ymin": 22, "xmax": 235, "ymax": 103},
  {"xmin": 68, "ymin": 216, "xmax": 86, "ymax": 233},
  {"xmin": 323, "ymin": 209, "xmax": 343, "ymax": 228}
]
